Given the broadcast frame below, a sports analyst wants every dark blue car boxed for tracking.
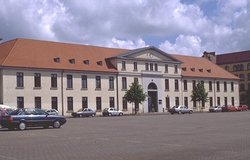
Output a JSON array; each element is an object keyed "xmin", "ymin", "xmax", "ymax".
[{"xmin": 0, "ymin": 108, "xmax": 66, "ymax": 130}]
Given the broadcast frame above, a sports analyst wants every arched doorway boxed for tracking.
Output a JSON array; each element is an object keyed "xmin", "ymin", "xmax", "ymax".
[{"xmin": 148, "ymin": 83, "xmax": 158, "ymax": 112}]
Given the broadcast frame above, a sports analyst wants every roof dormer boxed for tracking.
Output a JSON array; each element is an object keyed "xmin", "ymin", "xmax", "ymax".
[
  {"xmin": 69, "ymin": 59, "xmax": 75, "ymax": 64},
  {"xmin": 53, "ymin": 57, "xmax": 60, "ymax": 63},
  {"xmin": 97, "ymin": 61, "xmax": 103, "ymax": 66},
  {"xmin": 83, "ymin": 60, "xmax": 89, "ymax": 65}
]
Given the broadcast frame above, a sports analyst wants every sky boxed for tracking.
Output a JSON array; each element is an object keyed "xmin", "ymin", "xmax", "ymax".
[{"xmin": 0, "ymin": 0, "xmax": 250, "ymax": 56}]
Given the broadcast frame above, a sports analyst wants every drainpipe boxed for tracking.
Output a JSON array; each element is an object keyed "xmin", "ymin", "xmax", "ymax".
[
  {"xmin": 116, "ymin": 73, "xmax": 119, "ymax": 111},
  {"xmin": 214, "ymin": 79, "xmax": 216, "ymax": 106},
  {"xmin": 61, "ymin": 70, "xmax": 64, "ymax": 116}
]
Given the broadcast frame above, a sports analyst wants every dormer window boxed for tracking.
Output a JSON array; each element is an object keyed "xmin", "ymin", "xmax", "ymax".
[
  {"xmin": 182, "ymin": 67, "xmax": 187, "ymax": 71},
  {"xmin": 191, "ymin": 68, "xmax": 195, "ymax": 71},
  {"xmin": 69, "ymin": 59, "xmax": 75, "ymax": 64},
  {"xmin": 83, "ymin": 60, "xmax": 89, "ymax": 65},
  {"xmin": 97, "ymin": 61, "xmax": 103, "ymax": 66},
  {"xmin": 54, "ymin": 57, "xmax": 60, "ymax": 63},
  {"xmin": 199, "ymin": 68, "xmax": 203, "ymax": 72},
  {"xmin": 207, "ymin": 69, "xmax": 211, "ymax": 73}
]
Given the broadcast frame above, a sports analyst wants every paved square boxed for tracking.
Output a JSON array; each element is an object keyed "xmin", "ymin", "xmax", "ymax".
[{"xmin": 0, "ymin": 112, "xmax": 250, "ymax": 160}]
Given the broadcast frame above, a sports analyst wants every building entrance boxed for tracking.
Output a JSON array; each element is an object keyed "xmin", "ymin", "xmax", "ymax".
[{"xmin": 148, "ymin": 83, "xmax": 158, "ymax": 112}]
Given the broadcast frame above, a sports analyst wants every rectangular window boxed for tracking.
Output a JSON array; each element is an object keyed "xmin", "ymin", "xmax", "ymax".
[
  {"xmin": 122, "ymin": 61, "xmax": 126, "ymax": 70},
  {"xmin": 51, "ymin": 74, "xmax": 57, "ymax": 88},
  {"xmin": 231, "ymin": 82, "xmax": 234, "ymax": 92},
  {"xmin": 224, "ymin": 82, "xmax": 227, "ymax": 92},
  {"xmin": 17, "ymin": 97, "xmax": 24, "ymax": 108},
  {"xmin": 67, "ymin": 97, "xmax": 73, "ymax": 111},
  {"xmin": 231, "ymin": 97, "xmax": 235, "ymax": 106},
  {"xmin": 209, "ymin": 81, "xmax": 212, "ymax": 91},
  {"xmin": 81, "ymin": 75, "xmax": 88, "ymax": 89},
  {"xmin": 165, "ymin": 79, "xmax": 169, "ymax": 90},
  {"xmin": 17, "ymin": 72, "xmax": 24, "ymax": 88},
  {"xmin": 96, "ymin": 76, "xmax": 101, "ymax": 89},
  {"xmin": 193, "ymin": 100, "xmax": 197, "ymax": 108},
  {"xmin": 134, "ymin": 77, "xmax": 138, "ymax": 83},
  {"xmin": 51, "ymin": 97, "xmax": 58, "ymax": 110},
  {"xmin": 96, "ymin": 97, "xmax": 102, "ymax": 111},
  {"xmin": 155, "ymin": 64, "xmax": 158, "ymax": 71},
  {"xmin": 122, "ymin": 77, "xmax": 127, "ymax": 90},
  {"xmin": 109, "ymin": 97, "xmax": 115, "ymax": 108},
  {"xmin": 122, "ymin": 97, "xmax": 127, "ymax": 110},
  {"xmin": 184, "ymin": 97, "xmax": 188, "ymax": 107},
  {"xmin": 34, "ymin": 73, "xmax": 41, "ymax": 88},
  {"xmin": 165, "ymin": 64, "xmax": 168, "ymax": 73},
  {"xmin": 216, "ymin": 81, "xmax": 220, "ymax": 92},
  {"xmin": 175, "ymin": 79, "xmax": 179, "ymax": 91},
  {"xmin": 175, "ymin": 97, "xmax": 179, "ymax": 106},
  {"xmin": 174, "ymin": 65, "xmax": 178, "ymax": 73},
  {"xmin": 67, "ymin": 75, "xmax": 73, "ymax": 89},
  {"xmin": 134, "ymin": 62, "xmax": 137, "ymax": 71},
  {"xmin": 165, "ymin": 97, "xmax": 170, "ymax": 109},
  {"xmin": 150, "ymin": 63, "xmax": 153, "ymax": 71},
  {"xmin": 209, "ymin": 97, "xmax": 213, "ymax": 107},
  {"xmin": 82, "ymin": 97, "xmax": 88, "ymax": 109},
  {"xmin": 224, "ymin": 97, "xmax": 228, "ymax": 106},
  {"xmin": 217, "ymin": 97, "xmax": 220, "ymax": 106},
  {"xmin": 192, "ymin": 80, "xmax": 196, "ymax": 90},
  {"xmin": 35, "ymin": 97, "xmax": 41, "ymax": 109},
  {"xmin": 109, "ymin": 76, "xmax": 114, "ymax": 90},
  {"xmin": 183, "ymin": 80, "xmax": 188, "ymax": 91},
  {"xmin": 145, "ymin": 63, "xmax": 149, "ymax": 71}
]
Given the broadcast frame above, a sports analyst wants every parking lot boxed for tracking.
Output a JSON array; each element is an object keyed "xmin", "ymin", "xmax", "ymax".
[{"xmin": 1, "ymin": 111, "xmax": 250, "ymax": 160}]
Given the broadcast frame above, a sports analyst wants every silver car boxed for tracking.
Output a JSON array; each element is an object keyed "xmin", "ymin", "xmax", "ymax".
[
  {"xmin": 71, "ymin": 108, "xmax": 96, "ymax": 117},
  {"xmin": 102, "ymin": 108, "xmax": 123, "ymax": 116}
]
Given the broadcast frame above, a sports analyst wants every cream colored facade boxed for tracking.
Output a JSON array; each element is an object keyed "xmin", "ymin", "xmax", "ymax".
[{"xmin": 0, "ymin": 46, "xmax": 240, "ymax": 115}]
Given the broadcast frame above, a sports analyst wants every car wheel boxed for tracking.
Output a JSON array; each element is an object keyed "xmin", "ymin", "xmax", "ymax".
[
  {"xmin": 108, "ymin": 113, "xmax": 112, "ymax": 116},
  {"xmin": 178, "ymin": 111, "xmax": 181, "ymax": 114},
  {"xmin": 53, "ymin": 120, "xmax": 61, "ymax": 129},
  {"xmin": 91, "ymin": 114, "xmax": 95, "ymax": 117},
  {"xmin": 19, "ymin": 122, "xmax": 26, "ymax": 131},
  {"xmin": 189, "ymin": 110, "xmax": 193, "ymax": 114},
  {"xmin": 79, "ymin": 114, "xmax": 83, "ymax": 118},
  {"xmin": 119, "ymin": 113, "xmax": 123, "ymax": 116}
]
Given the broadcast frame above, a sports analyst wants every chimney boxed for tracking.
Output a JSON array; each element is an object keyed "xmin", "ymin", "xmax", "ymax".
[{"xmin": 202, "ymin": 51, "xmax": 216, "ymax": 63}]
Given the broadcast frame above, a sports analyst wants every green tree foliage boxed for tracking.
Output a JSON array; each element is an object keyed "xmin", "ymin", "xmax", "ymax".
[
  {"xmin": 191, "ymin": 81, "xmax": 208, "ymax": 112},
  {"xmin": 124, "ymin": 81, "xmax": 147, "ymax": 114}
]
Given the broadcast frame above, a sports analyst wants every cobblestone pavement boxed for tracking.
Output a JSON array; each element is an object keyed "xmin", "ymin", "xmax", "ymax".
[{"xmin": 0, "ymin": 112, "xmax": 250, "ymax": 160}]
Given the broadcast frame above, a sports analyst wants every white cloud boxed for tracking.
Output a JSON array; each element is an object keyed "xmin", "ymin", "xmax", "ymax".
[{"xmin": 107, "ymin": 37, "xmax": 147, "ymax": 49}]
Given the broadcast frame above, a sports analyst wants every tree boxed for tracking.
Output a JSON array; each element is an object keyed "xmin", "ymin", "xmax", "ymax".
[
  {"xmin": 124, "ymin": 81, "xmax": 147, "ymax": 115},
  {"xmin": 191, "ymin": 81, "xmax": 208, "ymax": 112}
]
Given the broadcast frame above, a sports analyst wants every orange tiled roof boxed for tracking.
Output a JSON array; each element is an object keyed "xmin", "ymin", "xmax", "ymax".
[
  {"xmin": 0, "ymin": 38, "xmax": 128, "ymax": 73},
  {"xmin": 173, "ymin": 54, "xmax": 239, "ymax": 80}
]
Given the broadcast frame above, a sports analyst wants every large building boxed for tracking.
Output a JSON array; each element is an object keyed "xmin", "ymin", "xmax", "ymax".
[
  {"xmin": 203, "ymin": 51, "xmax": 250, "ymax": 106},
  {"xmin": 0, "ymin": 38, "xmax": 239, "ymax": 115}
]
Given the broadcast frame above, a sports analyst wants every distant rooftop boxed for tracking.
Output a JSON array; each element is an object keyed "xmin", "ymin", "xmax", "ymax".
[{"xmin": 216, "ymin": 50, "xmax": 250, "ymax": 65}]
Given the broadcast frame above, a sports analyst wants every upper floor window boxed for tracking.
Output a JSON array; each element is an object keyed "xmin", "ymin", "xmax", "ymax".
[
  {"xmin": 175, "ymin": 79, "xmax": 179, "ymax": 91},
  {"xmin": 165, "ymin": 64, "xmax": 168, "ymax": 73},
  {"xmin": 150, "ymin": 63, "xmax": 153, "ymax": 71},
  {"xmin": 81, "ymin": 75, "xmax": 87, "ymax": 89},
  {"xmin": 134, "ymin": 77, "xmax": 138, "ymax": 83},
  {"xmin": 165, "ymin": 79, "xmax": 169, "ymax": 91},
  {"xmin": 174, "ymin": 65, "xmax": 178, "ymax": 73},
  {"xmin": 34, "ymin": 73, "xmax": 41, "ymax": 88},
  {"xmin": 145, "ymin": 63, "xmax": 149, "ymax": 71},
  {"xmin": 239, "ymin": 74, "xmax": 245, "ymax": 81},
  {"xmin": 155, "ymin": 64, "xmax": 158, "ymax": 71},
  {"xmin": 240, "ymin": 84, "xmax": 245, "ymax": 91},
  {"xmin": 109, "ymin": 76, "xmax": 114, "ymax": 90},
  {"xmin": 225, "ymin": 66, "xmax": 229, "ymax": 71},
  {"xmin": 133, "ymin": 62, "xmax": 137, "ymax": 71},
  {"xmin": 96, "ymin": 76, "xmax": 101, "ymax": 89},
  {"xmin": 17, "ymin": 72, "xmax": 24, "ymax": 88},
  {"xmin": 192, "ymin": 80, "xmax": 196, "ymax": 90},
  {"xmin": 216, "ymin": 81, "xmax": 220, "ymax": 92},
  {"xmin": 51, "ymin": 74, "xmax": 57, "ymax": 88},
  {"xmin": 183, "ymin": 80, "xmax": 187, "ymax": 91},
  {"xmin": 224, "ymin": 82, "xmax": 227, "ymax": 92},
  {"xmin": 231, "ymin": 82, "xmax": 234, "ymax": 92},
  {"xmin": 67, "ymin": 75, "xmax": 73, "ymax": 89},
  {"xmin": 122, "ymin": 77, "xmax": 127, "ymax": 90},
  {"xmin": 122, "ymin": 61, "xmax": 126, "ymax": 70},
  {"xmin": 35, "ymin": 97, "xmax": 41, "ymax": 109},
  {"xmin": 209, "ymin": 81, "xmax": 212, "ymax": 91}
]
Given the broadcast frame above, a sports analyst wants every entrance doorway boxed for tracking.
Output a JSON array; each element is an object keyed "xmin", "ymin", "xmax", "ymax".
[{"xmin": 148, "ymin": 83, "xmax": 158, "ymax": 112}]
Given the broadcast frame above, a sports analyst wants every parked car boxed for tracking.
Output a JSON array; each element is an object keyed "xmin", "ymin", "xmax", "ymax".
[
  {"xmin": 0, "ymin": 107, "xmax": 15, "ymax": 128},
  {"xmin": 209, "ymin": 106, "xmax": 222, "ymax": 112},
  {"xmin": 102, "ymin": 108, "xmax": 123, "ymax": 116},
  {"xmin": 71, "ymin": 108, "xmax": 96, "ymax": 117},
  {"xmin": 46, "ymin": 109, "xmax": 59, "ymax": 115},
  {"xmin": 237, "ymin": 105, "xmax": 248, "ymax": 111},
  {"xmin": 222, "ymin": 105, "xmax": 237, "ymax": 112},
  {"xmin": 168, "ymin": 105, "xmax": 193, "ymax": 114},
  {"xmin": 0, "ymin": 108, "xmax": 66, "ymax": 130}
]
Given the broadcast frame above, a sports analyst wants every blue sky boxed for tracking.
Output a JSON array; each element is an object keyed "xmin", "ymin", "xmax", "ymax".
[{"xmin": 0, "ymin": 0, "xmax": 249, "ymax": 56}]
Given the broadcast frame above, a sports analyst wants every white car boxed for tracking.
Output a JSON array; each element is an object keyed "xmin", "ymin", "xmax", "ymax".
[{"xmin": 102, "ymin": 108, "xmax": 123, "ymax": 116}]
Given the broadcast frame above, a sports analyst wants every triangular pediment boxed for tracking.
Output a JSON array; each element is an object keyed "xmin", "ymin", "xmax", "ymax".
[{"xmin": 114, "ymin": 46, "xmax": 181, "ymax": 63}]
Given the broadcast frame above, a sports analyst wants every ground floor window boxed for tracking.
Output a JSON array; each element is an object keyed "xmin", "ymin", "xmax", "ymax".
[
  {"xmin": 165, "ymin": 97, "xmax": 170, "ymax": 109},
  {"xmin": 109, "ymin": 97, "xmax": 114, "ymax": 108},
  {"xmin": 17, "ymin": 97, "xmax": 24, "ymax": 108},
  {"xmin": 184, "ymin": 97, "xmax": 188, "ymax": 107},
  {"xmin": 35, "ymin": 97, "xmax": 41, "ymax": 109},
  {"xmin": 51, "ymin": 97, "xmax": 58, "ymax": 110},
  {"xmin": 122, "ymin": 97, "xmax": 127, "ymax": 110},
  {"xmin": 175, "ymin": 97, "xmax": 179, "ymax": 106},
  {"xmin": 224, "ymin": 97, "xmax": 228, "ymax": 106},
  {"xmin": 67, "ymin": 97, "xmax": 73, "ymax": 111},
  {"xmin": 209, "ymin": 97, "xmax": 213, "ymax": 107},
  {"xmin": 231, "ymin": 97, "xmax": 235, "ymax": 106},
  {"xmin": 96, "ymin": 97, "xmax": 102, "ymax": 111},
  {"xmin": 217, "ymin": 97, "xmax": 220, "ymax": 106},
  {"xmin": 82, "ymin": 97, "xmax": 88, "ymax": 108}
]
